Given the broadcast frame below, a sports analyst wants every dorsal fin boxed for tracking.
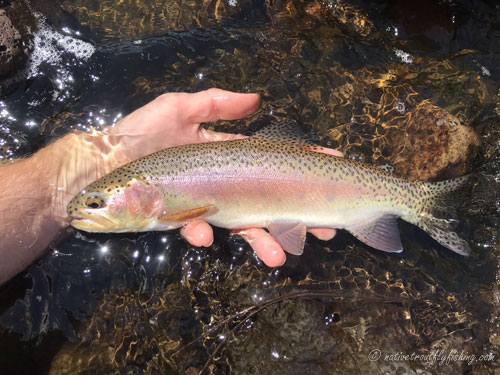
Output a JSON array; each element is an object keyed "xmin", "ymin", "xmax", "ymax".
[{"xmin": 252, "ymin": 120, "xmax": 317, "ymax": 146}]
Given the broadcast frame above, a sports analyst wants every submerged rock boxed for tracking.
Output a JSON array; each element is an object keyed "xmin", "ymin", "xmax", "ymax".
[
  {"xmin": 60, "ymin": 0, "xmax": 259, "ymax": 41},
  {"xmin": 389, "ymin": 100, "xmax": 479, "ymax": 181},
  {"xmin": 0, "ymin": 0, "xmax": 36, "ymax": 78}
]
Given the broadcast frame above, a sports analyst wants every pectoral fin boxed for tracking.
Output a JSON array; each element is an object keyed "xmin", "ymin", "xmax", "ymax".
[
  {"xmin": 158, "ymin": 205, "xmax": 217, "ymax": 223},
  {"xmin": 268, "ymin": 222, "xmax": 307, "ymax": 255},
  {"xmin": 348, "ymin": 215, "xmax": 403, "ymax": 252}
]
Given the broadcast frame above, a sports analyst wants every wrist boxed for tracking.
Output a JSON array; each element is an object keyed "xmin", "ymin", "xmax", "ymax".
[{"xmin": 41, "ymin": 129, "xmax": 129, "ymax": 227}]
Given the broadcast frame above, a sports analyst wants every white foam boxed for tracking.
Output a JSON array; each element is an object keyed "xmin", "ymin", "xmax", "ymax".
[
  {"xmin": 479, "ymin": 64, "xmax": 491, "ymax": 77},
  {"xmin": 26, "ymin": 13, "xmax": 95, "ymax": 101},
  {"xmin": 28, "ymin": 13, "xmax": 94, "ymax": 78},
  {"xmin": 394, "ymin": 48, "xmax": 413, "ymax": 64}
]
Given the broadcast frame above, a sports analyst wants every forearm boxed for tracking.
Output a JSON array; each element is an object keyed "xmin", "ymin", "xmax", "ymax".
[
  {"xmin": 0, "ymin": 155, "xmax": 57, "ymax": 284},
  {"xmin": 0, "ymin": 131, "xmax": 127, "ymax": 285}
]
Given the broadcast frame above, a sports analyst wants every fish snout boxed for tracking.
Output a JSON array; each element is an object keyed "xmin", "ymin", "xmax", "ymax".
[
  {"xmin": 70, "ymin": 206, "xmax": 153, "ymax": 232},
  {"xmin": 70, "ymin": 207, "xmax": 118, "ymax": 232}
]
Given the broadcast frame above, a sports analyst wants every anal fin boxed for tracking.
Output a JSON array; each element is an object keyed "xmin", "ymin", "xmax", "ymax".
[
  {"xmin": 158, "ymin": 205, "xmax": 217, "ymax": 223},
  {"xmin": 348, "ymin": 215, "xmax": 403, "ymax": 253},
  {"xmin": 268, "ymin": 222, "xmax": 307, "ymax": 255}
]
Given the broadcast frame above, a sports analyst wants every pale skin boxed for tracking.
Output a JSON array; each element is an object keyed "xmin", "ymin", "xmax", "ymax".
[{"xmin": 0, "ymin": 89, "xmax": 339, "ymax": 285}]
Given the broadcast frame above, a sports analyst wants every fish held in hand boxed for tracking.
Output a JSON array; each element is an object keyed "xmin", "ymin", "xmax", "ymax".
[{"xmin": 67, "ymin": 121, "xmax": 471, "ymax": 256}]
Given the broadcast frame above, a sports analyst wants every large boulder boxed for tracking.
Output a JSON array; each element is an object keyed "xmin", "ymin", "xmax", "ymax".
[
  {"xmin": 387, "ymin": 99, "xmax": 480, "ymax": 181},
  {"xmin": 0, "ymin": 0, "xmax": 36, "ymax": 78}
]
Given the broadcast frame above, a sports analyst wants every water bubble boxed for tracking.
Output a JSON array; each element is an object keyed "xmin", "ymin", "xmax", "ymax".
[
  {"xmin": 480, "ymin": 65, "xmax": 491, "ymax": 76},
  {"xmin": 112, "ymin": 113, "xmax": 123, "ymax": 124},
  {"xmin": 324, "ymin": 312, "xmax": 340, "ymax": 325},
  {"xmin": 395, "ymin": 101, "xmax": 405, "ymax": 114}
]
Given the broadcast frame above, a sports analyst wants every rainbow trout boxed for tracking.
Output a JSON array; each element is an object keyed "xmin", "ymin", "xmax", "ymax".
[{"xmin": 67, "ymin": 122, "xmax": 471, "ymax": 256}]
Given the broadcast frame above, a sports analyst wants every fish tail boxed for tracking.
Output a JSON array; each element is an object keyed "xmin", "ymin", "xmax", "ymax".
[{"xmin": 406, "ymin": 175, "xmax": 471, "ymax": 256}]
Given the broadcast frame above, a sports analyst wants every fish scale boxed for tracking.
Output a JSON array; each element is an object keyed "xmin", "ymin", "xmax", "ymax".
[{"xmin": 68, "ymin": 121, "xmax": 470, "ymax": 256}]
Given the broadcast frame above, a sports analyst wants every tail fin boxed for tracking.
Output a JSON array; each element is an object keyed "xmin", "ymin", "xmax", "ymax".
[{"xmin": 408, "ymin": 176, "xmax": 471, "ymax": 256}]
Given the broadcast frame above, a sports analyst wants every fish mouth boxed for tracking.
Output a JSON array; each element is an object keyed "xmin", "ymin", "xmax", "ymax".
[
  {"xmin": 70, "ymin": 208, "xmax": 118, "ymax": 232},
  {"xmin": 70, "ymin": 208, "xmax": 153, "ymax": 232}
]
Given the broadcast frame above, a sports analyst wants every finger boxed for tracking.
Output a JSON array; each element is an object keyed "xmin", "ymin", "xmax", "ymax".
[
  {"xmin": 181, "ymin": 220, "xmax": 214, "ymax": 247},
  {"xmin": 304, "ymin": 145, "xmax": 343, "ymax": 157},
  {"xmin": 200, "ymin": 129, "xmax": 247, "ymax": 143},
  {"xmin": 307, "ymin": 227, "xmax": 337, "ymax": 241},
  {"xmin": 232, "ymin": 228, "xmax": 286, "ymax": 267},
  {"xmin": 182, "ymin": 88, "xmax": 260, "ymax": 123}
]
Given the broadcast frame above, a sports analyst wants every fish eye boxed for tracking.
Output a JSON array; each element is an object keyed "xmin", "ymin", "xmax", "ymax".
[{"xmin": 85, "ymin": 196, "xmax": 105, "ymax": 209}]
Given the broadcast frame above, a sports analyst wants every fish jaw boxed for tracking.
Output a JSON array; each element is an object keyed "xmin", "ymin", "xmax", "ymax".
[{"xmin": 70, "ymin": 207, "xmax": 154, "ymax": 233}]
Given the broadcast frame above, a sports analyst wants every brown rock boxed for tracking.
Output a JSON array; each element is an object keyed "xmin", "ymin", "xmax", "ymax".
[
  {"xmin": 0, "ymin": 0, "xmax": 36, "ymax": 77},
  {"xmin": 0, "ymin": 10, "xmax": 21, "ymax": 76},
  {"xmin": 388, "ymin": 101, "xmax": 480, "ymax": 181}
]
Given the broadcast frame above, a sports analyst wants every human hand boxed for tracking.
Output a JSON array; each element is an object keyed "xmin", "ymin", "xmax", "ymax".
[{"xmin": 107, "ymin": 88, "xmax": 259, "ymax": 161}]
